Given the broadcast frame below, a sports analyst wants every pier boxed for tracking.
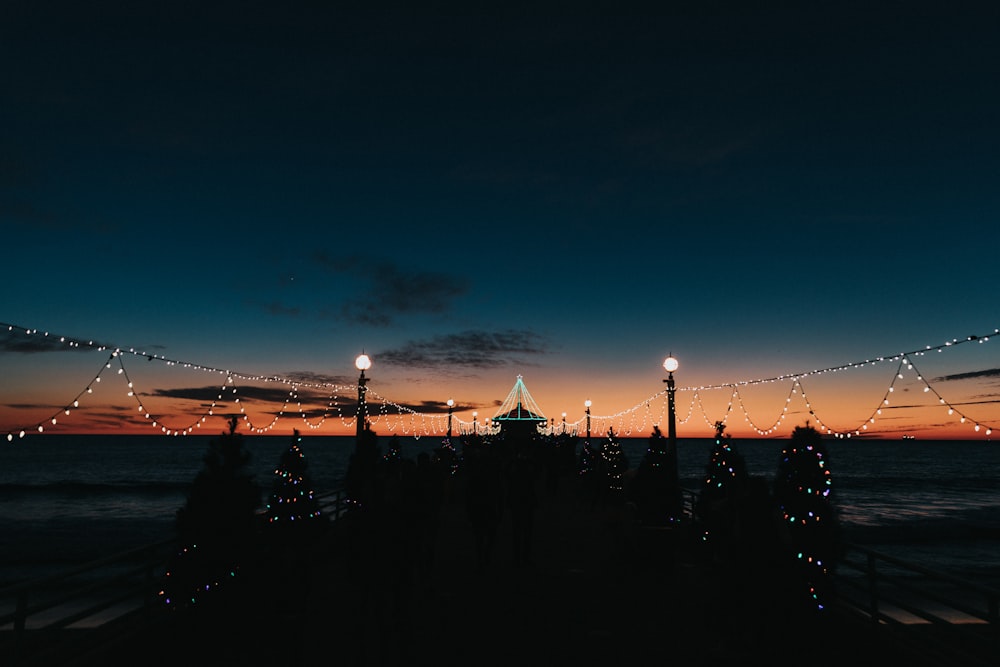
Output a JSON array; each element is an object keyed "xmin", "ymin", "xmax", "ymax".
[{"xmin": 5, "ymin": 464, "xmax": 997, "ymax": 667}]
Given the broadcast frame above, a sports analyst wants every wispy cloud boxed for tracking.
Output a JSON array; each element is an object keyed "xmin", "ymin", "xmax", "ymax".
[
  {"xmin": 376, "ymin": 329, "xmax": 549, "ymax": 369},
  {"xmin": 283, "ymin": 370, "xmax": 356, "ymax": 386},
  {"xmin": 313, "ymin": 253, "xmax": 469, "ymax": 327},
  {"xmin": 0, "ymin": 332, "xmax": 115, "ymax": 353},
  {"xmin": 148, "ymin": 384, "xmax": 351, "ymax": 404},
  {"xmin": 5, "ymin": 402, "xmax": 55, "ymax": 410},
  {"xmin": 396, "ymin": 399, "xmax": 482, "ymax": 415},
  {"xmin": 933, "ymin": 368, "xmax": 1000, "ymax": 382}
]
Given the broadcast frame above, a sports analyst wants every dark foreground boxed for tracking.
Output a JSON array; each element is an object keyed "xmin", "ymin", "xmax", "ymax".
[{"xmin": 35, "ymin": 473, "xmax": 990, "ymax": 667}]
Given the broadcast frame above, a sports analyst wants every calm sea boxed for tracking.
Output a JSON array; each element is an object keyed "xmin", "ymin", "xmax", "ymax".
[{"xmin": 1, "ymin": 433, "xmax": 998, "ymax": 587}]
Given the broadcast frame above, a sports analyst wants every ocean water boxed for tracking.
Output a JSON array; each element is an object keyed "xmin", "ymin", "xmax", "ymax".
[{"xmin": 1, "ymin": 433, "xmax": 998, "ymax": 587}]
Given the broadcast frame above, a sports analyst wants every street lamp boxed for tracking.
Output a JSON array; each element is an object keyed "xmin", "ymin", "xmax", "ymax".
[
  {"xmin": 355, "ymin": 353, "xmax": 372, "ymax": 440},
  {"xmin": 561, "ymin": 412, "xmax": 567, "ymax": 434},
  {"xmin": 584, "ymin": 399, "xmax": 592, "ymax": 441},
  {"xmin": 472, "ymin": 411, "xmax": 478, "ymax": 434},
  {"xmin": 447, "ymin": 398, "xmax": 454, "ymax": 439},
  {"xmin": 663, "ymin": 355, "xmax": 679, "ymax": 483}
]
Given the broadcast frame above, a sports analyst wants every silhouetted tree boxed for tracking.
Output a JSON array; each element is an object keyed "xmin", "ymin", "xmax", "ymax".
[
  {"xmin": 161, "ymin": 417, "xmax": 262, "ymax": 609},
  {"xmin": 598, "ymin": 428, "xmax": 629, "ymax": 504},
  {"xmin": 433, "ymin": 436, "xmax": 461, "ymax": 476},
  {"xmin": 773, "ymin": 422, "xmax": 842, "ymax": 614},
  {"xmin": 628, "ymin": 424, "xmax": 684, "ymax": 526},
  {"xmin": 556, "ymin": 432, "xmax": 579, "ymax": 476},
  {"xmin": 265, "ymin": 429, "xmax": 325, "ymax": 545},
  {"xmin": 695, "ymin": 421, "xmax": 749, "ymax": 560},
  {"xmin": 577, "ymin": 438, "xmax": 600, "ymax": 508}
]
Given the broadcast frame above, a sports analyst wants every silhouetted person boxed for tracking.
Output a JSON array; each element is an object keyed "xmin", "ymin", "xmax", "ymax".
[{"xmin": 506, "ymin": 445, "xmax": 539, "ymax": 567}]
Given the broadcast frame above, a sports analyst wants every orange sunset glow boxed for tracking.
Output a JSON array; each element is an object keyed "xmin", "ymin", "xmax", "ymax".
[{"xmin": 3, "ymin": 323, "xmax": 997, "ymax": 441}]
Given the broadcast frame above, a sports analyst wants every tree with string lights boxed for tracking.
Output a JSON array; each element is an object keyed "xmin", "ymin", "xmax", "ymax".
[
  {"xmin": 628, "ymin": 425, "xmax": 683, "ymax": 526},
  {"xmin": 772, "ymin": 422, "xmax": 842, "ymax": 614},
  {"xmin": 599, "ymin": 427, "xmax": 629, "ymax": 501},
  {"xmin": 258, "ymin": 428, "xmax": 328, "ymax": 617},
  {"xmin": 694, "ymin": 421, "xmax": 749, "ymax": 561},
  {"xmin": 265, "ymin": 429, "xmax": 325, "ymax": 543},
  {"xmin": 161, "ymin": 416, "xmax": 262, "ymax": 610}
]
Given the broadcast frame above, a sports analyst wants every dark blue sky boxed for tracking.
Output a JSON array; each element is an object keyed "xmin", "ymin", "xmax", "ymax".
[{"xmin": 3, "ymin": 2, "xmax": 999, "ymax": 437}]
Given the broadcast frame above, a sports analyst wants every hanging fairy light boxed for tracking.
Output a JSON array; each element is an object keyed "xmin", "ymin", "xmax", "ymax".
[{"xmin": 2, "ymin": 320, "xmax": 998, "ymax": 440}]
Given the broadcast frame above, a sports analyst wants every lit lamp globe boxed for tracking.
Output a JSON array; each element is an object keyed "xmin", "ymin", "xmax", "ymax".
[
  {"xmin": 663, "ymin": 356, "xmax": 679, "ymax": 374},
  {"xmin": 355, "ymin": 354, "xmax": 372, "ymax": 372}
]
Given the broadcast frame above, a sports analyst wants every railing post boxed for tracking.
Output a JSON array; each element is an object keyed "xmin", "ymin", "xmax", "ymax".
[{"xmin": 866, "ymin": 551, "xmax": 879, "ymax": 625}]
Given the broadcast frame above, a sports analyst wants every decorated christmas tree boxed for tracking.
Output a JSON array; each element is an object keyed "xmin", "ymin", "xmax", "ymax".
[
  {"xmin": 578, "ymin": 438, "xmax": 596, "ymax": 477},
  {"xmin": 434, "ymin": 436, "xmax": 460, "ymax": 476},
  {"xmin": 265, "ymin": 429, "xmax": 324, "ymax": 541},
  {"xmin": 627, "ymin": 425, "xmax": 683, "ymax": 526},
  {"xmin": 381, "ymin": 434, "xmax": 403, "ymax": 468},
  {"xmin": 599, "ymin": 427, "xmax": 629, "ymax": 496},
  {"xmin": 161, "ymin": 416, "xmax": 262, "ymax": 610},
  {"xmin": 772, "ymin": 422, "xmax": 841, "ymax": 613},
  {"xmin": 577, "ymin": 436, "xmax": 600, "ymax": 508},
  {"xmin": 695, "ymin": 421, "xmax": 749, "ymax": 558}
]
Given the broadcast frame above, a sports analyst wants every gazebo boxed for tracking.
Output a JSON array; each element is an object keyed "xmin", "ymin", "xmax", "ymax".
[{"xmin": 491, "ymin": 375, "xmax": 547, "ymax": 440}]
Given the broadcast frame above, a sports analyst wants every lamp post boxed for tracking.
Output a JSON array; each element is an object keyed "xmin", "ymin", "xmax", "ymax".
[
  {"xmin": 561, "ymin": 412, "xmax": 567, "ymax": 435},
  {"xmin": 355, "ymin": 353, "xmax": 372, "ymax": 441},
  {"xmin": 663, "ymin": 355, "xmax": 679, "ymax": 483},
  {"xmin": 584, "ymin": 399, "xmax": 592, "ymax": 441},
  {"xmin": 473, "ymin": 411, "xmax": 478, "ymax": 435},
  {"xmin": 447, "ymin": 398, "xmax": 454, "ymax": 439}
]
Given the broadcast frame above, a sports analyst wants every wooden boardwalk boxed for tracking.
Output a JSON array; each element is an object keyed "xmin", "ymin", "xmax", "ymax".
[{"xmin": 76, "ymin": 468, "xmax": 960, "ymax": 667}]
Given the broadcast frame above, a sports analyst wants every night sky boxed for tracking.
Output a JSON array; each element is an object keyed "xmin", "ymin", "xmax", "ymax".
[{"xmin": 3, "ymin": 2, "xmax": 999, "ymax": 439}]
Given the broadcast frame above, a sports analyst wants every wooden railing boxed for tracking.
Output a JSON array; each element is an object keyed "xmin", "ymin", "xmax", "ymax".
[
  {"xmin": 3, "ymin": 485, "xmax": 997, "ymax": 665},
  {"xmin": 0, "ymin": 538, "xmax": 175, "ymax": 666},
  {"xmin": 834, "ymin": 541, "xmax": 999, "ymax": 665},
  {"xmin": 1, "ymin": 488, "xmax": 350, "ymax": 666},
  {"xmin": 315, "ymin": 487, "xmax": 351, "ymax": 521}
]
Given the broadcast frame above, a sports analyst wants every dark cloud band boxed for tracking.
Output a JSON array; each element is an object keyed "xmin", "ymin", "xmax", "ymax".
[{"xmin": 376, "ymin": 329, "xmax": 549, "ymax": 369}]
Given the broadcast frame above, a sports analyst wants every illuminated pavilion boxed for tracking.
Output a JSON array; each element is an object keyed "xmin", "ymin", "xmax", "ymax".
[{"xmin": 491, "ymin": 375, "xmax": 547, "ymax": 440}]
